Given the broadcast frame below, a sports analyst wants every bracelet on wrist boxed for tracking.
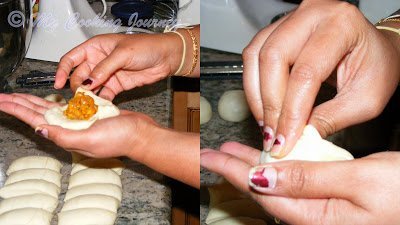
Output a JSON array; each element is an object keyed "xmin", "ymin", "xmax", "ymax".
[{"xmin": 376, "ymin": 14, "xmax": 400, "ymax": 36}]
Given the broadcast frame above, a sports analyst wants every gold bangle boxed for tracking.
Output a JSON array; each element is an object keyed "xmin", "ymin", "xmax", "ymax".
[
  {"xmin": 376, "ymin": 14, "xmax": 400, "ymax": 25},
  {"xmin": 165, "ymin": 31, "xmax": 187, "ymax": 76},
  {"xmin": 376, "ymin": 18, "xmax": 400, "ymax": 25},
  {"xmin": 376, "ymin": 26, "xmax": 400, "ymax": 35},
  {"xmin": 183, "ymin": 28, "xmax": 199, "ymax": 77}
]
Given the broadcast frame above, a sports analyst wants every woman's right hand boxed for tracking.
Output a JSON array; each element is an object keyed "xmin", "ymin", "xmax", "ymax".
[
  {"xmin": 54, "ymin": 32, "xmax": 185, "ymax": 100},
  {"xmin": 201, "ymin": 142, "xmax": 400, "ymax": 225},
  {"xmin": 242, "ymin": 0, "xmax": 400, "ymax": 158}
]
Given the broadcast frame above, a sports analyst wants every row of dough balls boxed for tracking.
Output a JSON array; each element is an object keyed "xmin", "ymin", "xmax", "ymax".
[
  {"xmin": 58, "ymin": 153, "xmax": 125, "ymax": 225},
  {"xmin": 206, "ymin": 181, "xmax": 268, "ymax": 225},
  {"xmin": 201, "ymin": 90, "xmax": 251, "ymax": 124},
  {"xmin": 0, "ymin": 156, "xmax": 63, "ymax": 225}
]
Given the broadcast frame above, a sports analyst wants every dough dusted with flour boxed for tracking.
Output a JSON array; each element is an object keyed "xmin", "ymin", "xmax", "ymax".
[
  {"xmin": 61, "ymin": 194, "xmax": 120, "ymax": 213},
  {"xmin": 200, "ymin": 96, "xmax": 212, "ymax": 125},
  {"xmin": 0, "ymin": 179, "xmax": 60, "ymax": 199},
  {"xmin": 260, "ymin": 125, "xmax": 354, "ymax": 163},
  {"xmin": 209, "ymin": 217, "xmax": 267, "ymax": 225},
  {"xmin": 0, "ymin": 194, "xmax": 58, "ymax": 214},
  {"xmin": 71, "ymin": 158, "xmax": 125, "ymax": 176},
  {"xmin": 0, "ymin": 208, "xmax": 52, "ymax": 225},
  {"xmin": 5, "ymin": 168, "xmax": 62, "ymax": 187},
  {"xmin": 206, "ymin": 199, "xmax": 269, "ymax": 224},
  {"xmin": 58, "ymin": 208, "xmax": 117, "ymax": 225},
  {"xmin": 218, "ymin": 90, "xmax": 250, "ymax": 122},
  {"xmin": 6, "ymin": 156, "xmax": 62, "ymax": 175},
  {"xmin": 68, "ymin": 169, "xmax": 122, "ymax": 189},
  {"xmin": 64, "ymin": 183, "xmax": 122, "ymax": 202},
  {"xmin": 44, "ymin": 87, "xmax": 120, "ymax": 130},
  {"xmin": 44, "ymin": 94, "xmax": 66, "ymax": 104}
]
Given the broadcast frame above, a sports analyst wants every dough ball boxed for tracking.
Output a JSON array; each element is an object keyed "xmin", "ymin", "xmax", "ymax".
[
  {"xmin": 5, "ymin": 168, "xmax": 62, "ymax": 187},
  {"xmin": 209, "ymin": 217, "xmax": 267, "ymax": 225},
  {"xmin": 0, "ymin": 179, "xmax": 60, "ymax": 199},
  {"xmin": 61, "ymin": 194, "xmax": 120, "ymax": 213},
  {"xmin": 0, "ymin": 194, "xmax": 58, "ymax": 214},
  {"xmin": 260, "ymin": 125, "xmax": 354, "ymax": 163},
  {"xmin": 71, "ymin": 158, "xmax": 125, "ymax": 176},
  {"xmin": 206, "ymin": 199, "xmax": 269, "ymax": 224},
  {"xmin": 68, "ymin": 169, "xmax": 122, "ymax": 189},
  {"xmin": 218, "ymin": 90, "xmax": 250, "ymax": 122},
  {"xmin": 0, "ymin": 208, "xmax": 52, "ymax": 225},
  {"xmin": 44, "ymin": 94, "xmax": 66, "ymax": 104},
  {"xmin": 6, "ymin": 156, "xmax": 62, "ymax": 175},
  {"xmin": 58, "ymin": 208, "xmax": 117, "ymax": 225},
  {"xmin": 200, "ymin": 96, "xmax": 212, "ymax": 125},
  {"xmin": 64, "ymin": 183, "xmax": 122, "ymax": 202},
  {"xmin": 44, "ymin": 87, "xmax": 120, "ymax": 130}
]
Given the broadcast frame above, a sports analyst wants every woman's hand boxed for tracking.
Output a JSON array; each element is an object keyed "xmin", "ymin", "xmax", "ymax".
[
  {"xmin": 54, "ymin": 32, "xmax": 184, "ymax": 100},
  {"xmin": 0, "ymin": 93, "xmax": 157, "ymax": 159},
  {"xmin": 0, "ymin": 93, "xmax": 200, "ymax": 188},
  {"xmin": 242, "ymin": 0, "xmax": 400, "ymax": 158},
  {"xmin": 201, "ymin": 142, "xmax": 400, "ymax": 225}
]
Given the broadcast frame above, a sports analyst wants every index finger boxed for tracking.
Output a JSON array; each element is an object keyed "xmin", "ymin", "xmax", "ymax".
[
  {"xmin": 270, "ymin": 26, "xmax": 355, "ymax": 158},
  {"xmin": 55, "ymin": 45, "xmax": 87, "ymax": 89}
]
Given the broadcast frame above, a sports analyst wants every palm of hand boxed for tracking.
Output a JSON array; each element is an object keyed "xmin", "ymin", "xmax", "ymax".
[{"xmin": 0, "ymin": 93, "xmax": 156, "ymax": 158}]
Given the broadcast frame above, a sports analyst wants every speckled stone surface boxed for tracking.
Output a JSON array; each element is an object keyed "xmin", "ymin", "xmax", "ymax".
[
  {"xmin": 199, "ymin": 77, "xmax": 262, "ymax": 225},
  {"xmin": 1, "ymin": 59, "xmax": 172, "ymax": 225}
]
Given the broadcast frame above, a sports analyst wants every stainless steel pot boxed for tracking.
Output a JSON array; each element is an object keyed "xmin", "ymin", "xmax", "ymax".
[{"xmin": 0, "ymin": 0, "xmax": 32, "ymax": 92}]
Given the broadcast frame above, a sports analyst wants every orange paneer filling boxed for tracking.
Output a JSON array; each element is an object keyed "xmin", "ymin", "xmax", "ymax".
[{"xmin": 64, "ymin": 92, "xmax": 98, "ymax": 120}]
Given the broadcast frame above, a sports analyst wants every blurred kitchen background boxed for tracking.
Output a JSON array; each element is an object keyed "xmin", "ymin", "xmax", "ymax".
[{"xmin": 200, "ymin": 0, "xmax": 400, "ymax": 224}]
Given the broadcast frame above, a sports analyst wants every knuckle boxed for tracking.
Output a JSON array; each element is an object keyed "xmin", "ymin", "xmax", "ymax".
[
  {"xmin": 259, "ymin": 45, "xmax": 283, "ymax": 65},
  {"xmin": 287, "ymin": 162, "xmax": 308, "ymax": 196},
  {"xmin": 311, "ymin": 112, "xmax": 336, "ymax": 137},
  {"xmin": 280, "ymin": 108, "xmax": 301, "ymax": 124},
  {"xmin": 333, "ymin": 2, "xmax": 361, "ymax": 25},
  {"xmin": 263, "ymin": 103, "xmax": 281, "ymax": 117},
  {"xmin": 337, "ymin": 1, "xmax": 359, "ymax": 16},
  {"xmin": 242, "ymin": 45, "xmax": 259, "ymax": 59},
  {"xmin": 291, "ymin": 63, "xmax": 318, "ymax": 83},
  {"xmin": 363, "ymin": 98, "xmax": 385, "ymax": 119}
]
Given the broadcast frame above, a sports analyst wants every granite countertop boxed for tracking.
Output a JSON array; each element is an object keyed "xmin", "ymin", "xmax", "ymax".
[{"xmin": 1, "ymin": 59, "xmax": 172, "ymax": 225}]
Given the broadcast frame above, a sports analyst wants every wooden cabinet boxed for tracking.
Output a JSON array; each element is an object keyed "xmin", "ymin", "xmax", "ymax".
[
  {"xmin": 171, "ymin": 77, "xmax": 200, "ymax": 225},
  {"xmin": 173, "ymin": 91, "xmax": 200, "ymax": 133}
]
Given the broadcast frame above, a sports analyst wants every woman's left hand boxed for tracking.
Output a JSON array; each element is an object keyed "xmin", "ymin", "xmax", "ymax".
[
  {"xmin": 201, "ymin": 142, "xmax": 400, "ymax": 225},
  {"xmin": 0, "ymin": 93, "xmax": 157, "ymax": 159}
]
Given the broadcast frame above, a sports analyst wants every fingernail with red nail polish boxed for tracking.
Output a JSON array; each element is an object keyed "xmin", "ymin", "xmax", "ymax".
[
  {"xmin": 82, "ymin": 79, "xmax": 93, "ymax": 86},
  {"xmin": 271, "ymin": 134, "xmax": 285, "ymax": 156},
  {"xmin": 35, "ymin": 127, "xmax": 48, "ymax": 138},
  {"xmin": 258, "ymin": 121, "xmax": 264, "ymax": 133},
  {"xmin": 249, "ymin": 166, "xmax": 277, "ymax": 189},
  {"xmin": 263, "ymin": 126, "xmax": 274, "ymax": 151}
]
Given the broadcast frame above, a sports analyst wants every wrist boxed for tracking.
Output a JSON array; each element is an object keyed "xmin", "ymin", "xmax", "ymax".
[
  {"xmin": 125, "ymin": 120, "xmax": 167, "ymax": 162},
  {"xmin": 162, "ymin": 32, "xmax": 186, "ymax": 75},
  {"xmin": 377, "ymin": 21, "xmax": 400, "ymax": 55}
]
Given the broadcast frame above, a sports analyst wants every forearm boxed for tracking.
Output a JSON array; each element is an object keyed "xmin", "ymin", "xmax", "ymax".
[{"xmin": 129, "ymin": 126, "xmax": 200, "ymax": 188}]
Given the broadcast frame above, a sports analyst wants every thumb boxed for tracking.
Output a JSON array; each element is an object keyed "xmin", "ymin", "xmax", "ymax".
[
  {"xmin": 248, "ymin": 160, "xmax": 360, "ymax": 202},
  {"xmin": 35, "ymin": 125, "xmax": 90, "ymax": 150},
  {"xmin": 308, "ymin": 93, "xmax": 383, "ymax": 138}
]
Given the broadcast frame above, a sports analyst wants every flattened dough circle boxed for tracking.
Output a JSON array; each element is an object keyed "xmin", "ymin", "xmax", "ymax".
[{"xmin": 44, "ymin": 87, "xmax": 120, "ymax": 130}]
